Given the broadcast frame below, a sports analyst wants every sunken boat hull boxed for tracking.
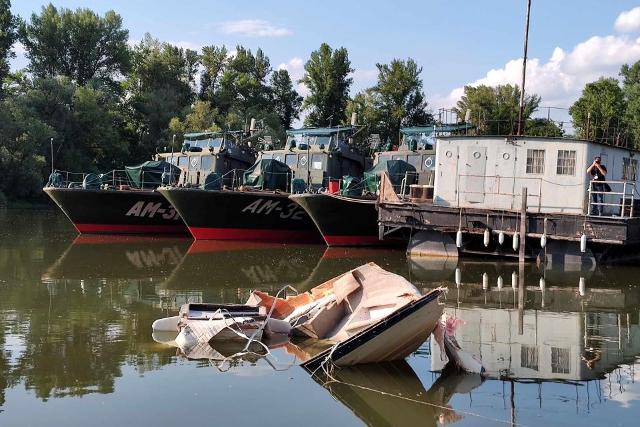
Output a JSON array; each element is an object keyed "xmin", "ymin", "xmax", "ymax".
[
  {"xmin": 159, "ymin": 187, "xmax": 321, "ymax": 242},
  {"xmin": 290, "ymin": 193, "xmax": 382, "ymax": 246},
  {"xmin": 44, "ymin": 187, "xmax": 188, "ymax": 235}
]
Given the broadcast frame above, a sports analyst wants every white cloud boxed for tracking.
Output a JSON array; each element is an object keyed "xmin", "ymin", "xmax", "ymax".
[
  {"xmin": 168, "ymin": 40, "xmax": 202, "ymax": 51},
  {"xmin": 9, "ymin": 41, "xmax": 28, "ymax": 70},
  {"xmin": 278, "ymin": 57, "xmax": 308, "ymax": 97},
  {"xmin": 431, "ymin": 30, "xmax": 640, "ymax": 123},
  {"xmin": 220, "ymin": 19, "xmax": 292, "ymax": 38},
  {"xmin": 615, "ymin": 7, "xmax": 640, "ymax": 33}
]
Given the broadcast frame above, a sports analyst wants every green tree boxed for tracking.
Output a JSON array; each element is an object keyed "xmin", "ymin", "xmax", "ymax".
[
  {"xmin": 124, "ymin": 34, "xmax": 198, "ymax": 158},
  {"xmin": 620, "ymin": 61, "xmax": 640, "ymax": 147},
  {"xmin": 19, "ymin": 4, "xmax": 130, "ymax": 87},
  {"xmin": 270, "ymin": 69, "xmax": 302, "ymax": 129},
  {"xmin": 370, "ymin": 58, "xmax": 432, "ymax": 145},
  {"xmin": 0, "ymin": 0, "xmax": 19, "ymax": 99},
  {"xmin": 454, "ymin": 84, "xmax": 540, "ymax": 135},
  {"xmin": 300, "ymin": 43, "xmax": 353, "ymax": 127},
  {"xmin": 199, "ymin": 45, "xmax": 228, "ymax": 102},
  {"xmin": 525, "ymin": 118, "xmax": 563, "ymax": 137},
  {"xmin": 569, "ymin": 77, "xmax": 626, "ymax": 142},
  {"xmin": 216, "ymin": 46, "xmax": 271, "ymax": 121}
]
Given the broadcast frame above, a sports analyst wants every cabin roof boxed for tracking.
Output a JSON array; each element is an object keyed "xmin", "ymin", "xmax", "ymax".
[
  {"xmin": 286, "ymin": 126, "xmax": 355, "ymax": 136},
  {"xmin": 401, "ymin": 123, "xmax": 474, "ymax": 135},
  {"xmin": 437, "ymin": 135, "xmax": 640, "ymax": 154}
]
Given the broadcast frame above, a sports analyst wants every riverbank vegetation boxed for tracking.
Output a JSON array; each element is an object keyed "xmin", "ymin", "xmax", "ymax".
[{"xmin": 1, "ymin": 1, "xmax": 639, "ymax": 203}]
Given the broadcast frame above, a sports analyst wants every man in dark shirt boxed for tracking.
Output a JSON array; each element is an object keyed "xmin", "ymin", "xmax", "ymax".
[{"xmin": 587, "ymin": 156, "xmax": 607, "ymax": 215}]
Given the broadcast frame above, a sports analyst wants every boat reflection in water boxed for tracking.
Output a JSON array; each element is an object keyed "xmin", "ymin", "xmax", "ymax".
[{"xmin": 309, "ymin": 360, "xmax": 483, "ymax": 427}]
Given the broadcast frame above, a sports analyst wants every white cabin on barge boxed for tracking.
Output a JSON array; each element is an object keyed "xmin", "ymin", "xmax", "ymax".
[{"xmin": 433, "ymin": 136, "xmax": 640, "ymax": 215}]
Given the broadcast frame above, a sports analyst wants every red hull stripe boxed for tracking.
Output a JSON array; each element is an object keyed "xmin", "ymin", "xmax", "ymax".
[
  {"xmin": 323, "ymin": 235, "xmax": 384, "ymax": 246},
  {"xmin": 75, "ymin": 223, "xmax": 189, "ymax": 235},
  {"xmin": 189, "ymin": 227, "xmax": 320, "ymax": 243}
]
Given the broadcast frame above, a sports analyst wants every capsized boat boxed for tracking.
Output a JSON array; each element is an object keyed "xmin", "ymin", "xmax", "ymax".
[
  {"xmin": 249, "ymin": 262, "xmax": 445, "ymax": 367},
  {"xmin": 152, "ymin": 302, "xmax": 292, "ymax": 348}
]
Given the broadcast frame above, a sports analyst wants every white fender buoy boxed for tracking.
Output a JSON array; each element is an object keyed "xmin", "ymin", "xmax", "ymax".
[
  {"xmin": 579, "ymin": 277, "xmax": 586, "ymax": 296},
  {"xmin": 511, "ymin": 271, "xmax": 517, "ymax": 289},
  {"xmin": 456, "ymin": 230, "xmax": 463, "ymax": 248},
  {"xmin": 541, "ymin": 234, "xmax": 547, "ymax": 248},
  {"xmin": 498, "ymin": 231, "xmax": 505, "ymax": 245},
  {"xmin": 497, "ymin": 275, "xmax": 504, "ymax": 290},
  {"xmin": 455, "ymin": 267, "xmax": 462, "ymax": 287},
  {"xmin": 512, "ymin": 233, "xmax": 519, "ymax": 251},
  {"xmin": 482, "ymin": 272, "xmax": 489, "ymax": 290},
  {"xmin": 539, "ymin": 277, "xmax": 545, "ymax": 290},
  {"xmin": 483, "ymin": 228, "xmax": 490, "ymax": 247},
  {"xmin": 580, "ymin": 234, "xmax": 587, "ymax": 253}
]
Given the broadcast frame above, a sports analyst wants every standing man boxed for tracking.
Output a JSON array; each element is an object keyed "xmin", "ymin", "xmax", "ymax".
[{"xmin": 587, "ymin": 156, "xmax": 607, "ymax": 215}]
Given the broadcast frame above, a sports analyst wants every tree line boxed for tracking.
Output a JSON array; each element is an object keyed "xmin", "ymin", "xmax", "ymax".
[{"xmin": 1, "ymin": 2, "xmax": 634, "ymax": 204}]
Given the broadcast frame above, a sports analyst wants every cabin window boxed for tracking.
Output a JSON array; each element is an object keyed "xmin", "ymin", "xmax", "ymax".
[
  {"xmin": 261, "ymin": 153, "xmax": 272, "ymax": 160},
  {"xmin": 556, "ymin": 150, "xmax": 576, "ymax": 175},
  {"xmin": 176, "ymin": 156, "xmax": 188, "ymax": 168},
  {"xmin": 526, "ymin": 149, "xmax": 545, "ymax": 174},
  {"xmin": 392, "ymin": 155, "xmax": 406, "ymax": 161},
  {"xmin": 201, "ymin": 155, "xmax": 214, "ymax": 171},
  {"xmin": 312, "ymin": 154, "xmax": 324, "ymax": 170},
  {"xmin": 285, "ymin": 154, "xmax": 297, "ymax": 167},
  {"xmin": 623, "ymin": 157, "xmax": 638, "ymax": 181}
]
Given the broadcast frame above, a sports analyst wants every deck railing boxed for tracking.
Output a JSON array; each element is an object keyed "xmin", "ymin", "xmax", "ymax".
[
  {"xmin": 46, "ymin": 169, "xmax": 162, "ymax": 190},
  {"xmin": 587, "ymin": 180, "xmax": 636, "ymax": 218}
]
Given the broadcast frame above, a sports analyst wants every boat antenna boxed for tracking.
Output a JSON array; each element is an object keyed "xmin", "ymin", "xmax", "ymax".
[
  {"xmin": 50, "ymin": 137, "xmax": 54, "ymax": 174},
  {"xmin": 171, "ymin": 134, "xmax": 176, "ymax": 185},
  {"xmin": 516, "ymin": 0, "xmax": 532, "ymax": 136}
]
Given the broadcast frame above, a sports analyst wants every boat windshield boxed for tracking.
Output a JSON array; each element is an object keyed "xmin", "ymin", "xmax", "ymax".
[
  {"xmin": 187, "ymin": 137, "xmax": 224, "ymax": 150},
  {"xmin": 287, "ymin": 135, "xmax": 333, "ymax": 149}
]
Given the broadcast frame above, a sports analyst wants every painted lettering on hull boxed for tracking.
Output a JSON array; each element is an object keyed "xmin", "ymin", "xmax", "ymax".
[
  {"xmin": 241, "ymin": 198, "xmax": 305, "ymax": 220},
  {"xmin": 126, "ymin": 201, "xmax": 180, "ymax": 220}
]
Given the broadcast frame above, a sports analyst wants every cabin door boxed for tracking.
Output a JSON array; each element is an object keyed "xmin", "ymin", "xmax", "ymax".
[
  {"xmin": 463, "ymin": 146, "xmax": 487, "ymax": 203},
  {"xmin": 494, "ymin": 145, "xmax": 517, "ymax": 209}
]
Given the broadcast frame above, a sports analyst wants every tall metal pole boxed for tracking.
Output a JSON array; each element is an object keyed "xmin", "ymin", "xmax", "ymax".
[
  {"xmin": 50, "ymin": 138, "xmax": 54, "ymax": 174},
  {"xmin": 517, "ymin": 0, "xmax": 532, "ymax": 136}
]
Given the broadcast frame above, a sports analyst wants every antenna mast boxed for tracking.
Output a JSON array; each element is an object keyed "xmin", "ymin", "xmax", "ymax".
[{"xmin": 517, "ymin": 0, "xmax": 532, "ymax": 136}]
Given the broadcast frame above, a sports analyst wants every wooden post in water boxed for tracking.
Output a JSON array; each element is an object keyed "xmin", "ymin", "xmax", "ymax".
[
  {"xmin": 519, "ymin": 187, "xmax": 527, "ymax": 263},
  {"xmin": 518, "ymin": 187, "xmax": 527, "ymax": 335}
]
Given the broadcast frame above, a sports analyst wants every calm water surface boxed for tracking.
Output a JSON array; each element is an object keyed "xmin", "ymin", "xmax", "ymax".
[{"xmin": 0, "ymin": 209, "xmax": 639, "ymax": 426}]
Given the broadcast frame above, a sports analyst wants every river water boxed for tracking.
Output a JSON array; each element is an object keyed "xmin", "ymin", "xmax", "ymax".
[{"xmin": 0, "ymin": 209, "xmax": 638, "ymax": 426}]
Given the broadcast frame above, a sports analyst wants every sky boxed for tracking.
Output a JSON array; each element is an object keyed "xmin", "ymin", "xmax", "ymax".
[{"xmin": 9, "ymin": 0, "xmax": 640, "ymax": 125}]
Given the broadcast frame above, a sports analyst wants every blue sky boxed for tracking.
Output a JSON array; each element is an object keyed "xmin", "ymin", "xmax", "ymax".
[{"xmin": 10, "ymin": 0, "xmax": 640, "ymax": 122}]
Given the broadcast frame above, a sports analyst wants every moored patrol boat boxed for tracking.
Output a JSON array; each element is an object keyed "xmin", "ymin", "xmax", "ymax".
[
  {"xmin": 290, "ymin": 124, "xmax": 472, "ymax": 246},
  {"xmin": 44, "ymin": 131, "xmax": 256, "ymax": 235},
  {"xmin": 159, "ymin": 126, "xmax": 370, "ymax": 242}
]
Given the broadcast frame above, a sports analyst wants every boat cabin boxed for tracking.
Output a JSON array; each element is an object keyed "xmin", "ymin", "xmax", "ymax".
[
  {"xmin": 258, "ymin": 126, "xmax": 369, "ymax": 190},
  {"xmin": 373, "ymin": 124, "xmax": 474, "ymax": 186},
  {"xmin": 433, "ymin": 136, "xmax": 640, "ymax": 215},
  {"xmin": 159, "ymin": 131, "xmax": 255, "ymax": 187}
]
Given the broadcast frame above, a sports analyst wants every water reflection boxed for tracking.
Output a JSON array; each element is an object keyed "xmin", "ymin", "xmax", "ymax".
[
  {"xmin": 311, "ymin": 361, "xmax": 483, "ymax": 427},
  {"xmin": 0, "ymin": 209, "xmax": 639, "ymax": 426}
]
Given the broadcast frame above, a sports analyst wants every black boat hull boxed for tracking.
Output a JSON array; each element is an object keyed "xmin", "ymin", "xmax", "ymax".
[
  {"xmin": 290, "ymin": 193, "xmax": 384, "ymax": 246},
  {"xmin": 44, "ymin": 187, "xmax": 188, "ymax": 235},
  {"xmin": 159, "ymin": 188, "xmax": 321, "ymax": 242}
]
